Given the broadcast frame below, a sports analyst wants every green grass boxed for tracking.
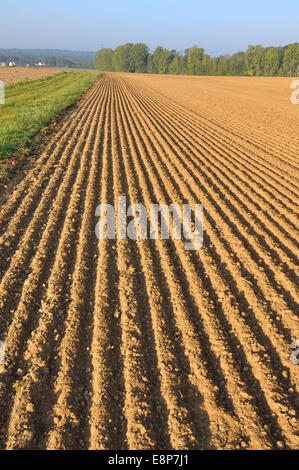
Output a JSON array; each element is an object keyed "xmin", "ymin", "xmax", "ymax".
[{"xmin": 0, "ymin": 71, "xmax": 100, "ymax": 160}]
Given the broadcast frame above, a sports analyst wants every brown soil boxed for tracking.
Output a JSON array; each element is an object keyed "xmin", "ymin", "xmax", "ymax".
[
  {"xmin": 0, "ymin": 73, "xmax": 298, "ymax": 450},
  {"xmin": 0, "ymin": 67, "xmax": 70, "ymax": 85}
]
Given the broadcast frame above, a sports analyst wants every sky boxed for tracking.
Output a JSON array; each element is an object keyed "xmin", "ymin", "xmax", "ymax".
[{"xmin": 1, "ymin": 0, "xmax": 298, "ymax": 56}]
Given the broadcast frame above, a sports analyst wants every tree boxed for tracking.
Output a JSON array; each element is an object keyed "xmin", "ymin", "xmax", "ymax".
[
  {"xmin": 47, "ymin": 56, "xmax": 57, "ymax": 67},
  {"xmin": 262, "ymin": 47, "xmax": 279, "ymax": 76},
  {"xmin": 152, "ymin": 46, "xmax": 171, "ymax": 74},
  {"xmin": 112, "ymin": 43, "xmax": 133, "ymax": 72},
  {"xmin": 228, "ymin": 52, "xmax": 245, "ymax": 75},
  {"xmin": 93, "ymin": 48, "xmax": 114, "ymax": 71},
  {"xmin": 245, "ymin": 45, "xmax": 264, "ymax": 76},
  {"xmin": 201, "ymin": 54, "xmax": 211, "ymax": 75},
  {"xmin": 217, "ymin": 55, "xmax": 229, "ymax": 75},
  {"xmin": 210, "ymin": 57, "xmax": 218, "ymax": 75},
  {"xmin": 168, "ymin": 55, "xmax": 180, "ymax": 74},
  {"xmin": 56, "ymin": 58, "xmax": 74, "ymax": 68},
  {"xmin": 169, "ymin": 50, "xmax": 177, "ymax": 62},
  {"xmin": 92, "ymin": 41, "xmax": 299, "ymax": 77},
  {"xmin": 130, "ymin": 43, "xmax": 149, "ymax": 73},
  {"xmin": 282, "ymin": 43, "xmax": 299, "ymax": 76},
  {"xmin": 146, "ymin": 54, "xmax": 155, "ymax": 73},
  {"xmin": 187, "ymin": 46, "xmax": 204, "ymax": 75},
  {"xmin": 178, "ymin": 55, "xmax": 188, "ymax": 75}
]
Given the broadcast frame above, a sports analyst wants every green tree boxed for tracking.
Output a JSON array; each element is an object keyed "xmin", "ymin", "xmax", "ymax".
[
  {"xmin": 169, "ymin": 50, "xmax": 177, "ymax": 62},
  {"xmin": 187, "ymin": 46, "xmax": 204, "ymax": 75},
  {"xmin": 217, "ymin": 55, "xmax": 229, "ymax": 75},
  {"xmin": 56, "ymin": 58, "xmax": 74, "ymax": 68},
  {"xmin": 201, "ymin": 54, "xmax": 211, "ymax": 75},
  {"xmin": 112, "ymin": 43, "xmax": 133, "ymax": 72},
  {"xmin": 130, "ymin": 43, "xmax": 149, "ymax": 73},
  {"xmin": 146, "ymin": 54, "xmax": 155, "ymax": 73},
  {"xmin": 228, "ymin": 52, "xmax": 245, "ymax": 75},
  {"xmin": 152, "ymin": 46, "xmax": 171, "ymax": 74},
  {"xmin": 262, "ymin": 47, "xmax": 279, "ymax": 76},
  {"xmin": 168, "ymin": 55, "xmax": 180, "ymax": 74},
  {"xmin": 210, "ymin": 57, "xmax": 218, "ymax": 75},
  {"xmin": 245, "ymin": 45, "xmax": 264, "ymax": 76},
  {"xmin": 47, "ymin": 56, "xmax": 57, "ymax": 67},
  {"xmin": 178, "ymin": 55, "xmax": 188, "ymax": 75},
  {"xmin": 93, "ymin": 48, "xmax": 114, "ymax": 71},
  {"xmin": 282, "ymin": 43, "xmax": 299, "ymax": 76},
  {"xmin": 93, "ymin": 41, "xmax": 299, "ymax": 77}
]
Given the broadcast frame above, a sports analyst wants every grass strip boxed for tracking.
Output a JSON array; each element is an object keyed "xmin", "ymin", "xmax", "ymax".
[{"xmin": 0, "ymin": 71, "xmax": 100, "ymax": 160}]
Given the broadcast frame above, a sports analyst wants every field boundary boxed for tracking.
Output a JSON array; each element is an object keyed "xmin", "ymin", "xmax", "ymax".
[{"xmin": 0, "ymin": 73, "xmax": 102, "ymax": 196}]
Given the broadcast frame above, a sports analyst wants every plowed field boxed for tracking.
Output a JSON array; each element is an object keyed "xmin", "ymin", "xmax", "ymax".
[
  {"xmin": 0, "ymin": 73, "xmax": 298, "ymax": 450},
  {"xmin": 0, "ymin": 67, "xmax": 70, "ymax": 85}
]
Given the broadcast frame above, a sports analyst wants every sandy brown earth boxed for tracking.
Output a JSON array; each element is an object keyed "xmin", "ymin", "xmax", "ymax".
[
  {"xmin": 0, "ymin": 67, "xmax": 69, "ymax": 85},
  {"xmin": 0, "ymin": 73, "xmax": 298, "ymax": 450}
]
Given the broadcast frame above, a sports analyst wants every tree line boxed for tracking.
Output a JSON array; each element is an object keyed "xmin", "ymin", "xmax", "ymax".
[
  {"xmin": 44, "ymin": 56, "xmax": 94, "ymax": 69},
  {"xmin": 94, "ymin": 43, "xmax": 299, "ymax": 76},
  {"xmin": 0, "ymin": 53, "xmax": 94, "ymax": 69}
]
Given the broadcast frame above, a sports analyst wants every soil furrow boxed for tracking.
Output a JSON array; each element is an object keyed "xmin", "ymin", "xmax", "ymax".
[
  {"xmin": 116, "ymin": 76, "xmax": 298, "ymax": 449},
  {"xmin": 0, "ymin": 73, "xmax": 297, "ymax": 450},
  {"xmin": 2, "ymin": 79, "xmax": 108, "ymax": 449}
]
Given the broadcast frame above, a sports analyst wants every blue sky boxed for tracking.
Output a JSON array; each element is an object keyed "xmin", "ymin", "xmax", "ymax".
[{"xmin": 1, "ymin": 0, "xmax": 298, "ymax": 56}]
